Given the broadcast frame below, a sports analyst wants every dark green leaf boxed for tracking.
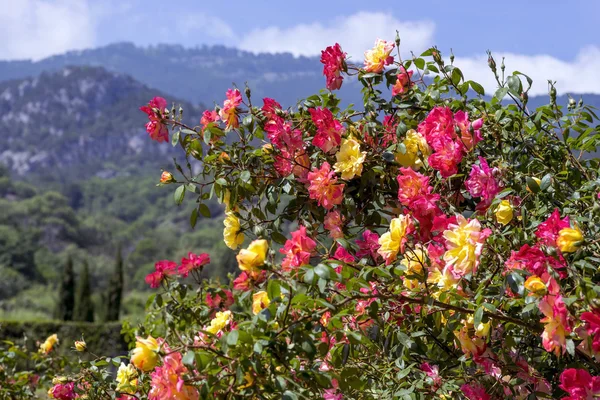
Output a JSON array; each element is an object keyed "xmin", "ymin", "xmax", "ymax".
[
  {"xmin": 190, "ymin": 208, "xmax": 198, "ymax": 228},
  {"xmin": 469, "ymin": 81, "xmax": 485, "ymax": 95},
  {"xmin": 198, "ymin": 203, "xmax": 211, "ymax": 218}
]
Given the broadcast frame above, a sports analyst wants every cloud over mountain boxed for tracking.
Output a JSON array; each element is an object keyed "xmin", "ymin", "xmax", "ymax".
[{"xmin": 0, "ymin": 0, "xmax": 95, "ymax": 61}]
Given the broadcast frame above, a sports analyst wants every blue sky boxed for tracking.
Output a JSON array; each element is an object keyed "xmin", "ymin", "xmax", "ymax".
[{"xmin": 1, "ymin": 0, "xmax": 599, "ymax": 94}]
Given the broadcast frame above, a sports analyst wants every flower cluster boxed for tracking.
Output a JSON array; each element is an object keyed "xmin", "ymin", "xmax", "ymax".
[
  {"xmin": 220, "ymin": 89, "xmax": 242, "ymax": 130},
  {"xmin": 145, "ymin": 253, "xmax": 210, "ymax": 288},
  {"xmin": 418, "ymin": 106, "xmax": 483, "ymax": 177},
  {"xmin": 140, "ymin": 96, "xmax": 169, "ymax": 142},
  {"xmin": 320, "ymin": 43, "xmax": 347, "ymax": 90},
  {"xmin": 40, "ymin": 35, "xmax": 600, "ymax": 400}
]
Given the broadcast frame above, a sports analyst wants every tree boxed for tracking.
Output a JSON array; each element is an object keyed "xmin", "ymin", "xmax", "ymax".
[
  {"xmin": 74, "ymin": 260, "xmax": 94, "ymax": 322},
  {"xmin": 104, "ymin": 245, "xmax": 123, "ymax": 321},
  {"xmin": 55, "ymin": 256, "xmax": 75, "ymax": 321}
]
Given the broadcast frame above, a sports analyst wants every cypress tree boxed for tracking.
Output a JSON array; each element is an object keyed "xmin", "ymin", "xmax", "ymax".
[
  {"xmin": 105, "ymin": 246, "xmax": 123, "ymax": 321},
  {"xmin": 56, "ymin": 256, "xmax": 75, "ymax": 321},
  {"xmin": 74, "ymin": 261, "xmax": 94, "ymax": 322}
]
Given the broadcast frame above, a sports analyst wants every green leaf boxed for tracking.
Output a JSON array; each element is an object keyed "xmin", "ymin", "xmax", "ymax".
[
  {"xmin": 469, "ymin": 81, "xmax": 485, "ymax": 95},
  {"xmin": 526, "ymin": 177, "xmax": 541, "ymax": 193},
  {"xmin": 314, "ymin": 264, "xmax": 332, "ymax": 280},
  {"xmin": 194, "ymin": 351, "xmax": 213, "ymax": 370},
  {"xmin": 482, "ymin": 303, "xmax": 497, "ymax": 313},
  {"xmin": 451, "ymin": 67, "xmax": 463, "ymax": 87},
  {"xmin": 473, "ymin": 306, "xmax": 484, "ymax": 328},
  {"xmin": 396, "ymin": 121, "xmax": 408, "ymax": 136},
  {"xmin": 494, "ymin": 87, "xmax": 509, "ymax": 102},
  {"xmin": 227, "ymin": 330, "xmax": 239, "ymax": 346},
  {"xmin": 513, "ymin": 70, "xmax": 533, "ymax": 89},
  {"xmin": 271, "ymin": 231, "xmax": 288, "ymax": 245},
  {"xmin": 507, "ymin": 75, "xmax": 523, "ymax": 94},
  {"xmin": 171, "ymin": 129, "xmax": 181, "ymax": 147},
  {"xmin": 198, "ymin": 203, "xmax": 211, "ymax": 218},
  {"xmin": 174, "ymin": 185, "xmax": 186, "ymax": 205},
  {"xmin": 282, "ymin": 391, "xmax": 298, "ymax": 400},
  {"xmin": 540, "ymin": 174, "xmax": 552, "ymax": 191},
  {"xmin": 181, "ymin": 128, "xmax": 197, "ymax": 136},
  {"xmin": 267, "ymin": 280, "xmax": 281, "ymax": 300},
  {"xmin": 190, "ymin": 208, "xmax": 198, "ymax": 228},
  {"xmin": 182, "ymin": 351, "xmax": 195, "ymax": 368},
  {"xmin": 303, "ymin": 269, "xmax": 315, "ymax": 284},
  {"xmin": 203, "ymin": 130, "xmax": 212, "ymax": 145},
  {"xmin": 240, "ymin": 170, "xmax": 251, "ymax": 183},
  {"xmin": 342, "ymin": 343, "xmax": 350, "ymax": 365},
  {"xmin": 361, "ymin": 72, "xmax": 380, "ymax": 79}
]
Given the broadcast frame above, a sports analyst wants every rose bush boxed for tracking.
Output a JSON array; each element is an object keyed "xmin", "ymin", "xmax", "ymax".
[{"xmin": 6, "ymin": 34, "xmax": 600, "ymax": 399}]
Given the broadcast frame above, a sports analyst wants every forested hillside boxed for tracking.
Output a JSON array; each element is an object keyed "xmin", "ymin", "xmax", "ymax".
[{"xmin": 0, "ymin": 166, "xmax": 237, "ymax": 321}]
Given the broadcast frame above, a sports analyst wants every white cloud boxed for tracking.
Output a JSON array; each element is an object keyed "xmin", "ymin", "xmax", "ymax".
[
  {"xmin": 177, "ymin": 13, "xmax": 237, "ymax": 41},
  {"xmin": 1, "ymin": 3, "xmax": 598, "ymax": 96},
  {"xmin": 454, "ymin": 46, "xmax": 600, "ymax": 96},
  {"xmin": 0, "ymin": 0, "xmax": 96, "ymax": 61},
  {"xmin": 238, "ymin": 11, "xmax": 435, "ymax": 60}
]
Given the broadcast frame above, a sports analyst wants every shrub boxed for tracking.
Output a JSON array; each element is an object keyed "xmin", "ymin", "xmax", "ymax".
[{"xmin": 6, "ymin": 36, "xmax": 600, "ymax": 399}]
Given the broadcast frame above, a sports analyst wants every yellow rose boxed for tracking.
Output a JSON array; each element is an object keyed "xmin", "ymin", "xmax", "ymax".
[
  {"xmin": 455, "ymin": 316, "xmax": 489, "ymax": 356},
  {"xmin": 237, "ymin": 239, "xmax": 268, "ymax": 274},
  {"xmin": 557, "ymin": 225, "xmax": 584, "ymax": 253},
  {"xmin": 116, "ymin": 362, "xmax": 138, "ymax": 394},
  {"xmin": 524, "ymin": 275, "xmax": 547, "ymax": 296},
  {"xmin": 130, "ymin": 336, "xmax": 159, "ymax": 372},
  {"xmin": 494, "ymin": 200, "xmax": 513, "ymax": 226},
  {"xmin": 395, "ymin": 130, "xmax": 431, "ymax": 170},
  {"xmin": 377, "ymin": 215, "xmax": 412, "ymax": 264},
  {"xmin": 364, "ymin": 39, "xmax": 395, "ymax": 73},
  {"xmin": 333, "ymin": 137, "xmax": 366, "ymax": 180},
  {"xmin": 206, "ymin": 310, "xmax": 232, "ymax": 335},
  {"xmin": 39, "ymin": 334, "xmax": 59, "ymax": 354},
  {"xmin": 427, "ymin": 267, "xmax": 459, "ymax": 295},
  {"xmin": 74, "ymin": 339, "xmax": 86, "ymax": 352},
  {"xmin": 252, "ymin": 291, "xmax": 271, "ymax": 315},
  {"xmin": 224, "ymin": 211, "xmax": 244, "ymax": 250},
  {"xmin": 443, "ymin": 216, "xmax": 487, "ymax": 277}
]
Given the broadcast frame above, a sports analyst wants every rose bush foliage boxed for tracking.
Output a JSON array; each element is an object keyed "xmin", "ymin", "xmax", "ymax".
[{"xmin": 7, "ymin": 35, "xmax": 600, "ymax": 399}]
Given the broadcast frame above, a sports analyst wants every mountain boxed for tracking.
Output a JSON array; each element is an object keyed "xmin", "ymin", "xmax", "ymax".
[
  {"xmin": 1, "ymin": 42, "xmax": 598, "ymax": 112},
  {"xmin": 0, "ymin": 65, "xmax": 202, "ymax": 182},
  {"xmin": 0, "ymin": 42, "xmax": 335, "ymax": 108}
]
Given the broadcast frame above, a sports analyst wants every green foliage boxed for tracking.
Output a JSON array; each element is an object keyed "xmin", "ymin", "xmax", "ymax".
[
  {"xmin": 55, "ymin": 256, "xmax": 75, "ymax": 321},
  {"xmin": 104, "ymin": 247, "xmax": 123, "ymax": 321},
  {"xmin": 0, "ymin": 170, "xmax": 239, "ymax": 320},
  {"xmin": 74, "ymin": 261, "xmax": 94, "ymax": 322}
]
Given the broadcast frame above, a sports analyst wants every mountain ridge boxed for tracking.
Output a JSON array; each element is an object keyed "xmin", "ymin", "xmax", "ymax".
[
  {"xmin": 1, "ymin": 42, "xmax": 598, "ymax": 111},
  {"xmin": 0, "ymin": 65, "xmax": 202, "ymax": 182}
]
